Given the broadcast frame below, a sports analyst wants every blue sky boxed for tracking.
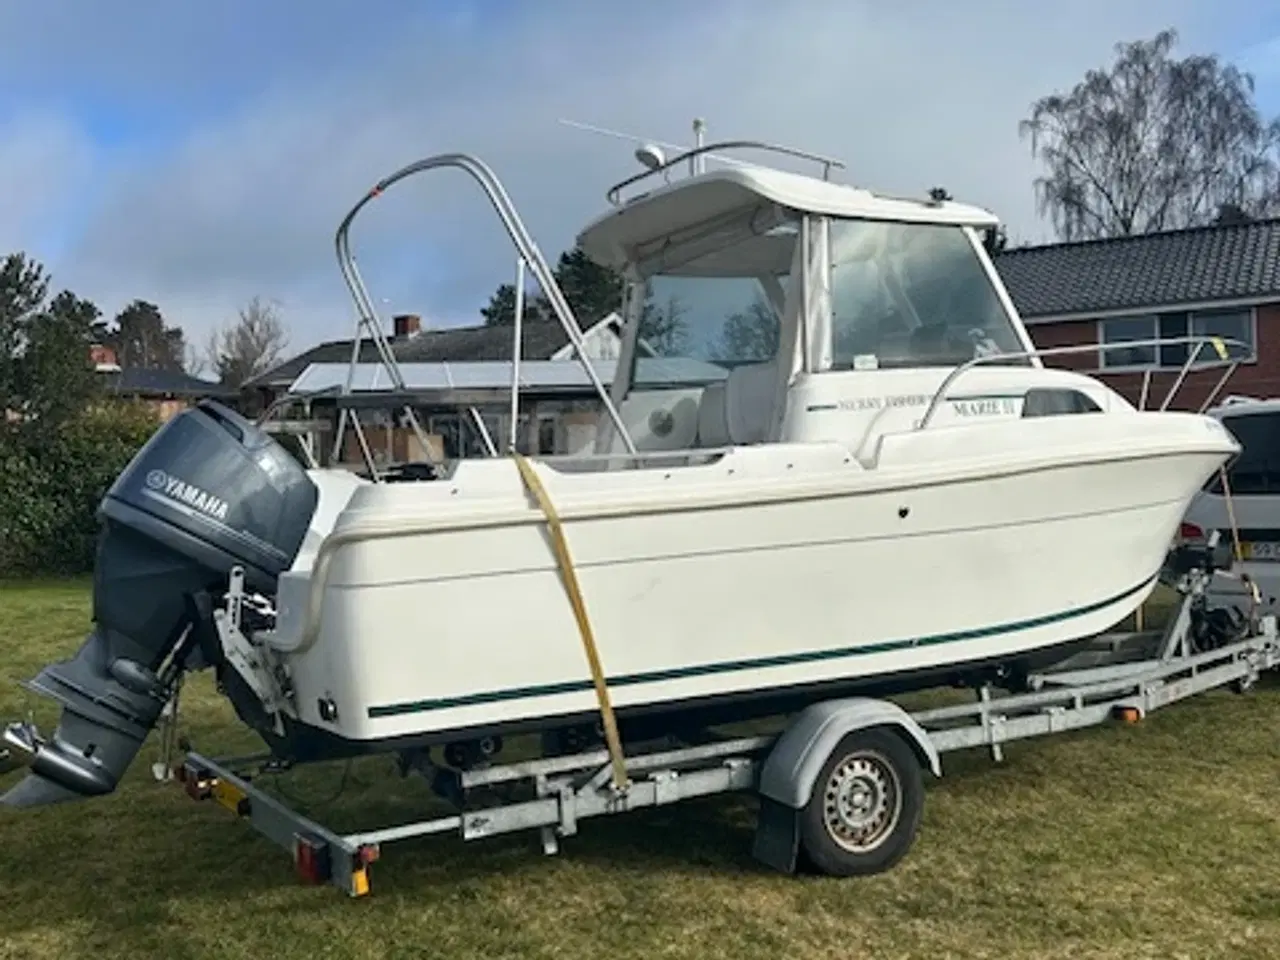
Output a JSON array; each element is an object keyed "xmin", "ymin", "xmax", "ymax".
[{"xmin": 0, "ymin": 0, "xmax": 1277, "ymax": 364}]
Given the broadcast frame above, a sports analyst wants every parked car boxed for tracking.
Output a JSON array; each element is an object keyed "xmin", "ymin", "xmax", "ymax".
[{"xmin": 1181, "ymin": 396, "xmax": 1280, "ymax": 617}]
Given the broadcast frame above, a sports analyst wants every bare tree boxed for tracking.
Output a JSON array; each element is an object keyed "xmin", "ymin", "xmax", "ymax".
[
  {"xmin": 206, "ymin": 297, "xmax": 289, "ymax": 388},
  {"xmin": 184, "ymin": 342, "xmax": 207, "ymax": 377},
  {"xmin": 718, "ymin": 296, "xmax": 779, "ymax": 364},
  {"xmin": 638, "ymin": 293, "xmax": 690, "ymax": 356},
  {"xmin": 1021, "ymin": 28, "xmax": 1280, "ymax": 241}
]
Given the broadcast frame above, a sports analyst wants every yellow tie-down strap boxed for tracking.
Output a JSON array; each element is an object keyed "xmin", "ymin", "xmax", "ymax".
[{"xmin": 512, "ymin": 452, "xmax": 630, "ymax": 793}]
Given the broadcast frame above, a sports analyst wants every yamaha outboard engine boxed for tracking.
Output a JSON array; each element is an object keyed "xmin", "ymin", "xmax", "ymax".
[{"xmin": 1, "ymin": 400, "xmax": 317, "ymax": 807}]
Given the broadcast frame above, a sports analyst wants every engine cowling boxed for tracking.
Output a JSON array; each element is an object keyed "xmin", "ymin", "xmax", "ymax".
[{"xmin": 1, "ymin": 400, "xmax": 317, "ymax": 807}]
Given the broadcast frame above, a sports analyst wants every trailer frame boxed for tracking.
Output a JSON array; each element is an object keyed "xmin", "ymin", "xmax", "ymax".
[{"xmin": 168, "ymin": 565, "xmax": 1280, "ymax": 897}]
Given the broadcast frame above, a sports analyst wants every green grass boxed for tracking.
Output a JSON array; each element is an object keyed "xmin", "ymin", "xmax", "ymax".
[{"xmin": 2, "ymin": 580, "xmax": 1279, "ymax": 960}]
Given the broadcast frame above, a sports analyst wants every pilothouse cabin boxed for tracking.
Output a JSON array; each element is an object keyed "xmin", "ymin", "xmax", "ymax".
[{"xmin": 576, "ymin": 150, "xmax": 1119, "ymax": 462}]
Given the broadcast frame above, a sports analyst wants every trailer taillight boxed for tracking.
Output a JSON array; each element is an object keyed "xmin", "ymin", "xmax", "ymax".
[
  {"xmin": 177, "ymin": 762, "xmax": 213, "ymax": 801},
  {"xmin": 293, "ymin": 833, "xmax": 331, "ymax": 885},
  {"xmin": 1180, "ymin": 522, "xmax": 1204, "ymax": 540}
]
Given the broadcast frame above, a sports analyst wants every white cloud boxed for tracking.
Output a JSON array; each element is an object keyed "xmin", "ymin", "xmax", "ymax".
[
  {"xmin": 6, "ymin": 0, "xmax": 1258, "ymax": 352},
  {"xmin": 0, "ymin": 112, "xmax": 96, "ymax": 266}
]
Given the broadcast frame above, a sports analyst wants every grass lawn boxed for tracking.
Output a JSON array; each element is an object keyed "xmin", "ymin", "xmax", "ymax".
[{"xmin": 1, "ymin": 580, "xmax": 1279, "ymax": 960}]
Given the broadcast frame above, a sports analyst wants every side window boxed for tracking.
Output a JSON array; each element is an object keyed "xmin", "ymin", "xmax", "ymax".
[
  {"xmin": 1021, "ymin": 388, "xmax": 1103, "ymax": 418},
  {"xmin": 1205, "ymin": 412, "xmax": 1280, "ymax": 495},
  {"xmin": 828, "ymin": 220, "xmax": 1028, "ymax": 370}
]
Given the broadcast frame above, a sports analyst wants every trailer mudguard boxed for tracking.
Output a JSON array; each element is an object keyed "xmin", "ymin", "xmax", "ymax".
[{"xmin": 756, "ymin": 697, "xmax": 941, "ymax": 810}]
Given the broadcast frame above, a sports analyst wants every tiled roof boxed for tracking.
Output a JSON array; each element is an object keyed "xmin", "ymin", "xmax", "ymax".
[
  {"xmin": 102, "ymin": 367, "xmax": 237, "ymax": 398},
  {"xmin": 246, "ymin": 318, "xmax": 583, "ymax": 389},
  {"xmin": 246, "ymin": 338, "xmax": 386, "ymax": 388},
  {"xmin": 992, "ymin": 218, "xmax": 1280, "ymax": 321},
  {"xmin": 396, "ymin": 319, "xmax": 571, "ymax": 364}
]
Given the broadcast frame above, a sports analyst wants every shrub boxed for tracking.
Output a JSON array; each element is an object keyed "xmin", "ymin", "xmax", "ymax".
[{"xmin": 0, "ymin": 401, "xmax": 159, "ymax": 576}]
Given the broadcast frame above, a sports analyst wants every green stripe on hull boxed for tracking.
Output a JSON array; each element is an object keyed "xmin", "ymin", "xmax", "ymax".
[{"xmin": 367, "ymin": 573, "xmax": 1157, "ymax": 718}]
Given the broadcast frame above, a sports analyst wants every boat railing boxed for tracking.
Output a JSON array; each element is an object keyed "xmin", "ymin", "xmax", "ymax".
[
  {"xmin": 605, "ymin": 140, "xmax": 846, "ymax": 207},
  {"xmin": 329, "ymin": 152, "xmax": 638, "ymax": 476},
  {"xmin": 916, "ymin": 335, "xmax": 1252, "ymax": 430}
]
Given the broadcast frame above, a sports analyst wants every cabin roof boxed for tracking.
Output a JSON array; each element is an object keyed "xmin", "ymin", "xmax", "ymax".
[{"xmin": 577, "ymin": 165, "xmax": 1000, "ymax": 271}]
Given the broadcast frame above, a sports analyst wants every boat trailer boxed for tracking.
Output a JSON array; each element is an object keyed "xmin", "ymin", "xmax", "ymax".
[{"xmin": 166, "ymin": 552, "xmax": 1280, "ymax": 897}]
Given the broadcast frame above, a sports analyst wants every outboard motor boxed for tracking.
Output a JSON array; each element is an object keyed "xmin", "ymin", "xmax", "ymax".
[{"xmin": 1, "ymin": 401, "xmax": 317, "ymax": 807}]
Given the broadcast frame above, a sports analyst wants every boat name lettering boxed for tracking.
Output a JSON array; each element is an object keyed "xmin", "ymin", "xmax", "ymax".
[
  {"xmin": 950, "ymin": 397, "xmax": 1019, "ymax": 417},
  {"xmin": 834, "ymin": 393, "xmax": 933, "ymax": 412},
  {"xmin": 145, "ymin": 469, "xmax": 230, "ymax": 522}
]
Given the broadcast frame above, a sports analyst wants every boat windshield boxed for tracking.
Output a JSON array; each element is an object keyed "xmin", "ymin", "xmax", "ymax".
[
  {"xmin": 629, "ymin": 226, "xmax": 795, "ymax": 390},
  {"xmin": 828, "ymin": 219, "xmax": 1028, "ymax": 370}
]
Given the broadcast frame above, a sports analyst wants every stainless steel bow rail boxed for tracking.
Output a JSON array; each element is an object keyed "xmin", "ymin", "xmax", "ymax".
[
  {"xmin": 917, "ymin": 334, "xmax": 1250, "ymax": 430},
  {"xmin": 162, "ymin": 556, "xmax": 1279, "ymax": 898}
]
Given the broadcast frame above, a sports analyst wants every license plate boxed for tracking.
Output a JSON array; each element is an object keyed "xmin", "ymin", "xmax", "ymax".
[{"xmin": 1242, "ymin": 541, "xmax": 1280, "ymax": 561}]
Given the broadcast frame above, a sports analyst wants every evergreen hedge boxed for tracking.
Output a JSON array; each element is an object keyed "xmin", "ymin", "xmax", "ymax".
[{"xmin": 0, "ymin": 401, "xmax": 159, "ymax": 576}]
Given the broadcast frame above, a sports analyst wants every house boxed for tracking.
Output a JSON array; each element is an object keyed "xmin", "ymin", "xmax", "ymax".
[
  {"xmin": 993, "ymin": 218, "xmax": 1280, "ymax": 411},
  {"xmin": 92, "ymin": 344, "xmax": 237, "ymax": 421},
  {"xmin": 244, "ymin": 312, "xmax": 624, "ymax": 406},
  {"xmin": 245, "ymin": 311, "xmax": 628, "ymax": 464}
]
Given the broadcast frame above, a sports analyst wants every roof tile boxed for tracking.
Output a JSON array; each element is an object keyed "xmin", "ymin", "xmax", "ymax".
[
  {"xmin": 992, "ymin": 218, "xmax": 1280, "ymax": 320},
  {"xmin": 102, "ymin": 367, "xmax": 237, "ymax": 398}
]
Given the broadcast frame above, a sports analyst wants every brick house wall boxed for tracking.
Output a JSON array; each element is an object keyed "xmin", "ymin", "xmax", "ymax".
[
  {"xmin": 1028, "ymin": 302, "xmax": 1280, "ymax": 411},
  {"xmin": 151, "ymin": 398, "xmax": 195, "ymax": 422}
]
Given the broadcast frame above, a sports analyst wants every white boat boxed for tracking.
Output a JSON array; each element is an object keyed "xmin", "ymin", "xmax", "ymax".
[{"xmin": 1, "ymin": 138, "xmax": 1244, "ymax": 805}]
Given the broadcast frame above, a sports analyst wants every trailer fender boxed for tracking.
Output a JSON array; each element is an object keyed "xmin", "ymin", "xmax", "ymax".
[{"xmin": 757, "ymin": 697, "xmax": 941, "ymax": 810}]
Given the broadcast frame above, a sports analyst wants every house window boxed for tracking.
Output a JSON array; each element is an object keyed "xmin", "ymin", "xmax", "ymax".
[
  {"xmin": 1098, "ymin": 316, "xmax": 1157, "ymax": 369},
  {"xmin": 1098, "ymin": 308, "xmax": 1255, "ymax": 370},
  {"xmin": 537, "ymin": 416, "xmax": 558, "ymax": 455},
  {"xmin": 1193, "ymin": 309, "xmax": 1255, "ymax": 363}
]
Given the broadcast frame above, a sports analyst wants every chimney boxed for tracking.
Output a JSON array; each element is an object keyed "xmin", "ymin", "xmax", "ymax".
[
  {"xmin": 392, "ymin": 314, "xmax": 422, "ymax": 339},
  {"xmin": 90, "ymin": 343, "xmax": 121, "ymax": 372}
]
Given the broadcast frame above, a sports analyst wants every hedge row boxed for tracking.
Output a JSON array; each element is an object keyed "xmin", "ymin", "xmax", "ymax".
[{"xmin": 0, "ymin": 402, "xmax": 160, "ymax": 577}]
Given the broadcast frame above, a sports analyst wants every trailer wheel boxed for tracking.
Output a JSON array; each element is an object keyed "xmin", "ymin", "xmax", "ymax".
[
  {"xmin": 798, "ymin": 727, "xmax": 924, "ymax": 877},
  {"xmin": 1230, "ymin": 674, "xmax": 1257, "ymax": 695}
]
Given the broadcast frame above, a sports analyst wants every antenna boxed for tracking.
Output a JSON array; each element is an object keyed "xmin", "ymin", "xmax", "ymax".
[
  {"xmin": 558, "ymin": 117, "xmax": 844, "ymax": 183},
  {"xmin": 558, "ymin": 117, "xmax": 753, "ymax": 171}
]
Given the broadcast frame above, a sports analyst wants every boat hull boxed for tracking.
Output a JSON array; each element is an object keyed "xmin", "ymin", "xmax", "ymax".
[
  {"xmin": 268, "ymin": 421, "xmax": 1233, "ymax": 753},
  {"xmin": 268, "ymin": 632, "xmax": 1100, "ymax": 762}
]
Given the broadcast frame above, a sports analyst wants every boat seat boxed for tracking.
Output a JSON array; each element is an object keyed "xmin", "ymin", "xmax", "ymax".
[
  {"xmin": 697, "ymin": 381, "xmax": 731, "ymax": 447},
  {"xmin": 723, "ymin": 360, "xmax": 779, "ymax": 445}
]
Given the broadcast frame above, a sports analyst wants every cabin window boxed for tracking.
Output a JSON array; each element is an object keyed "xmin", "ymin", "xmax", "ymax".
[
  {"xmin": 629, "ymin": 274, "xmax": 782, "ymax": 390},
  {"xmin": 827, "ymin": 221, "xmax": 1027, "ymax": 371},
  {"xmin": 1020, "ymin": 388, "xmax": 1103, "ymax": 417},
  {"xmin": 629, "ymin": 220, "xmax": 796, "ymax": 390},
  {"xmin": 624, "ymin": 217, "xmax": 793, "ymax": 394}
]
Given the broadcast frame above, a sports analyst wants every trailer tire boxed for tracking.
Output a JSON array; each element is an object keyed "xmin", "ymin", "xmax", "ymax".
[{"xmin": 797, "ymin": 727, "xmax": 924, "ymax": 877}]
